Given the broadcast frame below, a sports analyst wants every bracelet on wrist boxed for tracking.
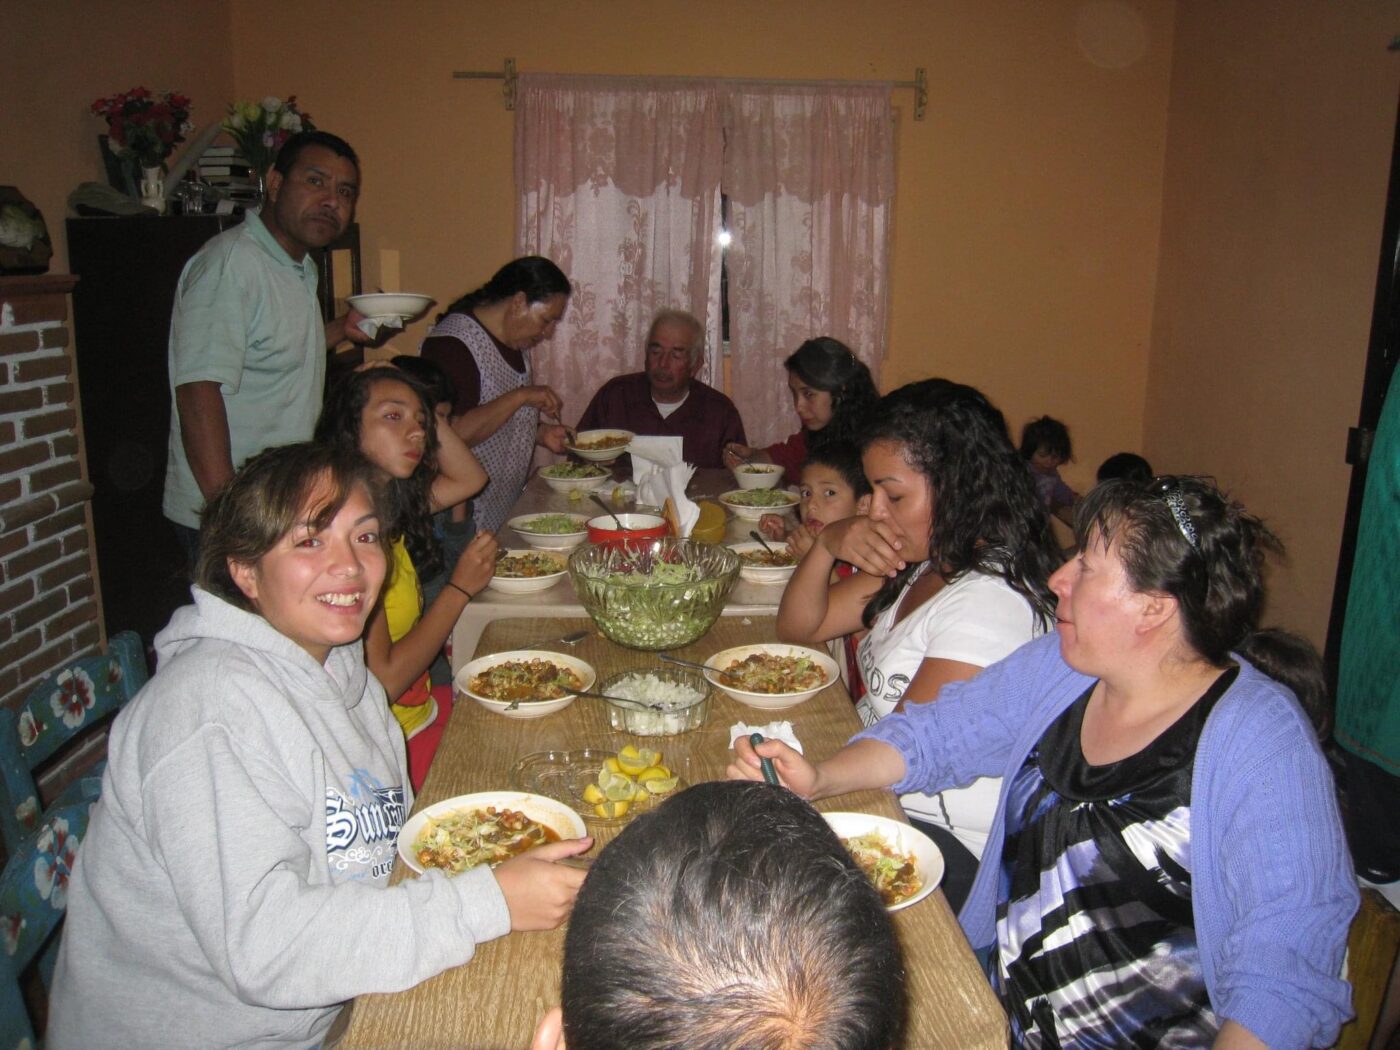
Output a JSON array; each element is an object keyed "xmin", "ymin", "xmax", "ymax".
[{"xmin": 448, "ymin": 581, "xmax": 474, "ymax": 600}]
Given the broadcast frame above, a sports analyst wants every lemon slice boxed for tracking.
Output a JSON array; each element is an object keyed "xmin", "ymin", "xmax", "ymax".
[
  {"xmin": 568, "ymin": 488, "xmax": 583, "ymax": 502},
  {"xmin": 582, "ymin": 784, "xmax": 606, "ymax": 805},
  {"xmin": 604, "ymin": 757, "xmax": 624, "ymax": 776},
  {"xmin": 635, "ymin": 766, "xmax": 671, "ymax": 785},
  {"xmin": 617, "ymin": 745, "xmax": 661, "ymax": 775},
  {"xmin": 598, "ymin": 766, "xmax": 633, "ymax": 792},
  {"xmin": 593, "ymin": 800, "xmax": 630, "ymax": 819},
  {"xmin": 604, "ymin": 779, "xmax": 637, "ymax": 803},
  {"xmin": 642, "ymin": 775, "xmax": 679, "ymax": 796}
]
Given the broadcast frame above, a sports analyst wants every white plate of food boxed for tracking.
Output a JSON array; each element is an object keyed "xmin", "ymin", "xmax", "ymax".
[
  {"xmin": 565, "ymin": 429, "xmax": 634, "ymax": 463},
  {"xmin": 730, "ymin": 463, "xmax": 784, "ymax": 490},
  {"xmin": 539, "ymin": 461, "xmax": 612, "ymax": 493},
  {"xmin": 718, "ymin": 488, "xmax": 800, "ymax": 521},
  {"xmin": 453, "ymin": 649, "xmax": 597, "ymax": 719},
  {"xmin": 507, "ymin": 512, "xmax": 591, "ymax": 550},
  {"xmin": 823, "ymin": 812, "xmax": 944, "ymax": 911},
  {"xmin": 701, "ymin": 643, "xmax": 838, "ymax": 710},
  {"xmin": 397, "ymin": 790, "xmax": 587, "ymax": 876},
  {"xmin": 487, "ymin": 549, "xmax": 568, "ymax": 594},
  {"xmin": 726, "ymin": 540, "xmax": 799, "ymax": 585},
  {"xmin": 345, "ymin": 292, "xmax": 434, "ymax": 321}
]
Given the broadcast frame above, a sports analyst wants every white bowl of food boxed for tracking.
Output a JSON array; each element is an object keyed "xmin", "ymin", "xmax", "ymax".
[
  {"xmin": 823, "ymin": 812, "xmax": 944, "ymax": 911},
  {"xmin": 507, "ymin": 512, "xmax": 591, "ymax": 550},
  {"xmin": 718, "ymin": 488, "xmax": 800, "ymax": 521},
  {"xmin": 397, "ymin": 790, "xmax": 587, "ymax": 876},
  {"xmin": 539, "ymin": 461, "xmax": 612, "ymax": 493},
  {"xmin": 702, "ymin": 643, "xmax": 838, "ymax": 710},
  {"xmin": 487, "ymin": 549, "xmax": 568, "ymax": 594},
  {"xmin": 726, "ymin": 541, "xmax": 799, "ymax": 585},
  {"xmin": 454, "ymin": 649, "xmax": 596, "ymax": 719},
  {"xmin": 345, "ymin": 292, "xmax": 434, "ymax": 320},
  {"xmin": 597, "ymin": 668, "xmax": 711, "ymax": 736},
  {"xmin": 731, "ymin": 463, "xmax": 784, "ymax": 490},
  {"xmin": 566, "ymin": 429, "xmax": 634, "ymax": 463}
]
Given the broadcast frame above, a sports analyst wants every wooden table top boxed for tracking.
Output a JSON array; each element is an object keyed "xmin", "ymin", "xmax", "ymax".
[{"xmin": 339, "ymin": 616, "xmax": 1007, "ymax": 1050}]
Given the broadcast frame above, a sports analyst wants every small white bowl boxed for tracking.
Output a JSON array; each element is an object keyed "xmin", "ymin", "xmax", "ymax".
[
  {"xmin": 726, "ymin": 541, "xmax": 799, "ymax": 585},
  {"xmin": 731, "ymin": 463, "xmax": 784, "ymax": 490},
  {"xmin": 507, "ymin": 512, "xmax": 590, "ymax": 550},
  {"xmin": 487, "ymin": 549, "xmax": 568, "ymax": 594},
  {"xmin": 454, "ymin": 649, "xmax": 596, "ymax": 720},
  {"xmin": 823, "ymin": 812, "xmax": 945, "ymax": 911},
  {"xmin": 397, "ymin": 791, "xmax": 587, "ymax": 875},
  {"xmin": 702, "ymin": 643, "xmax": 839, "ymax": 710},
  {"xmin": 345, "ymin": 292, "xmax": 434, "ymax": 320},
  {"xmin": 566, "ymin": 429, "xmax": 634, "ymax": 463},
  {"xmin": 718, "ymin": 488, "xmax": 800, "ymax": 522},
  {"xmin": 539, "ymin": 463, "xmax": 612, "ymax": 494}
]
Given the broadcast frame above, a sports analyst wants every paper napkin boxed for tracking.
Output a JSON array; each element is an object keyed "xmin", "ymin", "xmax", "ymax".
[
  {"xmin": 629, "ymin": 436, "xmax": 699, "ymax": 537},
  {"xmin": 728, "ymin": 721, "xmax": 804, "ymax": 754}
]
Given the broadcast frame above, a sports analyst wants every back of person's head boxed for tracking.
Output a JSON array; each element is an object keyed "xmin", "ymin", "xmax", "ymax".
[
  {"xmin": 1096, "ymin": 451, "xmax": 1153, "ymax": 484},
  {"xmin": 859, "ymin": 378, "xmax": 1058, "ymax": 628},
  {"xmin": 803, "ymin": 440, "xmax": 872, "ymax": 500},
  {"xmin": 647, "ymin": 308, "xmax": 705, "ymax": 366},
  {"xmin": 1074, "ymin": 475, "xmax": 1283, "ymax": 668},
  {"xmin": 197, "ymin": 443, "xmax": 387, "ymax": 613},
  {"xmin": 784, "ymin": 338, "xmax": 878, "ymax": 447},
  {"xmin": 1019, "ymin": 415, "xmax": 1073, "ymax": 462},
  {"xmin": 559, "ymin": 781, "xmax": 906, "ymax": 1050},
  {"xmin": 390, "ymin": 354, "xmax": 455, "ymax": 411},
  {"xmin": 441, "ymin": 255, "xmax": 571, "ymax": 320},
  {"xmin": 272, "ymin": 129, "xmax": 359, "ymax": 176}
]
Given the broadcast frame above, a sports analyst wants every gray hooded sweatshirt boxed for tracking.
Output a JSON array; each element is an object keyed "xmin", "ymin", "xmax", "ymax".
[{"xmin": 48, "ymin": 588, "xmax": 510, "ymax": 1049}]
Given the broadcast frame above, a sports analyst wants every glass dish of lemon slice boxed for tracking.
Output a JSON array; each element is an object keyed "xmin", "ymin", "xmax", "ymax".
[{"xmin": 512, "ymin": 745, "xmax": 686, "ymax": 827}]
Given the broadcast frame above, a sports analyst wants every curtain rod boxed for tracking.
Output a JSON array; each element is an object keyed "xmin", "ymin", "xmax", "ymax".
[{"xmin": 452, "ymin": 59, "xmax": 928, "ymax": 120}]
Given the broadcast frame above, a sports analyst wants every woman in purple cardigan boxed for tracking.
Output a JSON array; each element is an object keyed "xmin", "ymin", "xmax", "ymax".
[{"xmin": 731, "ymin": 475, "xmax": 1356, "ymax": 1049}]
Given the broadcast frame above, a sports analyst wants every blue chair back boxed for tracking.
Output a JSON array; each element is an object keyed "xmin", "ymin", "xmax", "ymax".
[
  {"xmin": 0, "ymin": 632, "xmax": 146, "ymax": 856},
  {"xmin": 0, "ymin": 793, "xmax": 97, "ymax": 1048}
]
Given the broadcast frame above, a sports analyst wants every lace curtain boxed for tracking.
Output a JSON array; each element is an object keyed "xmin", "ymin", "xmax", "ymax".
[{"xmin": 515, "ymin": 75, "xmax": 893, "ymax": 444}]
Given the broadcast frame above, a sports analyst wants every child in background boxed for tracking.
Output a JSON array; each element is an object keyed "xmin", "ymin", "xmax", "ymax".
[
  {"xmin": 1020, "ymin": 415, "xmax": 1078, "ymax": 524},
  {"xmin": 1096, "ymin": 450, "xmax": 1153, "ymax": 483},
  {"xmin": 760, "ymin": 442, "xmax": 872, "ymax": 700}
]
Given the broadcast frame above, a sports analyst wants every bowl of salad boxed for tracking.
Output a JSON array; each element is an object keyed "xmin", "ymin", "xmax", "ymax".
[
  {"xmin": 539, "ymin": 461, "xmax": 612, "ymax": 494},
  {"xmin": 718, "ymin": 488, "xmax": 800, "ymax": 521},
  {"xmin": 564, "ymin": 429, "xmax": 634, "ymax": 463},
  {"xmin": 567, "ymin": 538, "xmax": 739, "ymax": 650},
  {"xmin": 824, "ymin": 812, "xmax": 944, "ymax": 911},
  {"xmin": 701, "ymin": 643, "xmax": 838, "ymax": 710},
  {"xmin": 731, "ymin": 462, "xmax": 784, "ymax": 490},
  {"xmin": 507, "ymin": 512, "xmax": 591, "ymax": 550},
  {"xmin": 453, "ymin": 649, "xmax": 597, "ymax": 720},
  {"xmin": 726, "ymin": 541, "xmax": 799, "ymax": 585},
  {"xmin": 487, "ymin": 549, "xmax": 569, "ymax": 594}
]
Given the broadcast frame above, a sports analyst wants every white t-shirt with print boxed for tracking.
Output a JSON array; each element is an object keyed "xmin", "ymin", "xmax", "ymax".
[{"xmin": 855, "ymin": 566, "xmax": 1043, "ymax": 858}]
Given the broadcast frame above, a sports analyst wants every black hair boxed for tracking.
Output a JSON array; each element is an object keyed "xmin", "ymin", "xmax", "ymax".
[
  {"xmin": 197, "ymin": 443, "xmax": 389, "ymax": 613},
  {"xmin": 561, "ymin": 781, "xmax": 906, "ymax": 1050},
  {"xmin": 803, "ymin": 440, "xmax": 872, "ymax": 500},
  {"xmin": 1074, "ymin": 476, "xmax": 1287, "ymax": 670},
  {"xmin": 273, "ymin": 129, "xmax": 359, "ymax": 176},
  {"xmin": 1019, "ymin": 415, "xmax": 1073, "ymax": 463},
  {"xmin": 1243, "ymin": 628, "xmax": 1330, "ymax": 740},
  {"xmin": 390, "ymin": 354, "xmax": 454, "ymax": 410},
  {"xmin": 860, "ymin": 379, "xmax": 1060, "ymax": 630},
  {"xmin": 1096, "ymin": 451, "xmax": 1153, "ymax": 484},
  {"xmin": 439, "ymin": 255, "xmax": 571, "ymax": 322},
  {"xmin": 784, "ymin": 337, "xmax": 879, "ymax": 451},
  {"xmin": 314, "ymin": 368, "xmax": 443, "ymax": 579}
]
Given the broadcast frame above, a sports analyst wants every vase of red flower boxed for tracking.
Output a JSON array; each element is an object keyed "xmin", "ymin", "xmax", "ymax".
[{"xmin": 91, "ymin": 87, "xmax": 193, "ymax": 209}]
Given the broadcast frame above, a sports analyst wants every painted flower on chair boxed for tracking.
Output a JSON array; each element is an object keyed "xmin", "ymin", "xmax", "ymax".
[
  {"xmin": 14, "ymin": 794, "xmax": 38, "ymax": 833},
  {"xmin": 33, "ymin": 817, "xmax": 78, "ymax": 910},
  {"xmin": 1, "ymin": 912, "xmax": 25, "ymax": 956},
  {"xmin": 17, "ymin": 709, "xmax": 42, "ymax": 749},
  {"xmin": 50, "ymin": 667, "xmax": 95, "ymax": 729},
  {"xmin": 106, "ymin": 658, "xmax": 123, "ymax": 687}
]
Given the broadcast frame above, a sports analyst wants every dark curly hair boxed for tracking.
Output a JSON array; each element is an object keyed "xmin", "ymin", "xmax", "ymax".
[
  {"xmin": 314, "ymin": 368, "xmax": 444, "ymax": 580},
  {"xmin": 860, "ymin": 379, "xmax": 1060, "ymax": 629},
  {"xmin": 439, "ymin": 255, "xmax": 571, "ymax": 323},
  {"xmin": 1073, "ymin": 476, "xmax": 1285, "ymax": 669},
  {"xmin": 784, "ymin": 337, "xmax": 879, "ymax": 452},
  {"xmin": 1019, "ymin": 415, "xmax": 1073, "ymax": 462}
]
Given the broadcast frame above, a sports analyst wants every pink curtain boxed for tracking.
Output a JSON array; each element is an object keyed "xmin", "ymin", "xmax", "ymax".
[
  {"xmin": 515, "ymin": 75, "xmax": 725, "ymax": 423},
  {"xmin": 723, "ymin": 83, "xmax": 894, "ymax": 447}
]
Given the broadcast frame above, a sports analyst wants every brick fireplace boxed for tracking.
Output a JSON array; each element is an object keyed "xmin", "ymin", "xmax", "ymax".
[{"xmin": 0, "ymin": 275, "xmax": 103, "ymax": 713}]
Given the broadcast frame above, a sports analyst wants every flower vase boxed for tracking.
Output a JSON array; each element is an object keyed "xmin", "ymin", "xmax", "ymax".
[{"xmin": 139, "ymin": 166, "xmax": 166, "ymax": 214}]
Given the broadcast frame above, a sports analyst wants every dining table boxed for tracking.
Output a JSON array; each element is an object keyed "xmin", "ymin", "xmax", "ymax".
[{"xmin": 337, "ymin": 614, "xmax": 1009, "ymax": 1049}]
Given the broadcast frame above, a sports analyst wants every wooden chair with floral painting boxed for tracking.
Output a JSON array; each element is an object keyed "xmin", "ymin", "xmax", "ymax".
[{"xmin": 0, "ymin": 632, "xmax": 146, "ymax": 858}]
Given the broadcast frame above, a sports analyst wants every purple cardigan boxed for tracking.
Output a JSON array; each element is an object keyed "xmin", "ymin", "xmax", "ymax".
[{"xmin": 856, "ymin": 633, "xmax": 1357, "ymax": 1049}]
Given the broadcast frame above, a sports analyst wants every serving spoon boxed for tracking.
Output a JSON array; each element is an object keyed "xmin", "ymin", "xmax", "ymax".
[
  {"xmin": 748, "ymin": 529, "xmax": 779, "ymax": 555},
  {"xmin": 589, "ymin": 493, "xmax": 625, "ymax": 530},
  {"xmin": 505, "ymin": 686, "xmax": 663, "ymax": 713}
]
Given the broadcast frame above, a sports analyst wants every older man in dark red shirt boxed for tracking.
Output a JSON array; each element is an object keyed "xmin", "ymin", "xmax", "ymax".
[{"xmin": 576, "ymin": 309, "xmax": 746, "ymax": 468}]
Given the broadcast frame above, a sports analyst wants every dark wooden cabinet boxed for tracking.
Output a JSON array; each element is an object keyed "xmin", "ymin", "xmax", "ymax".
[{"xmin": 66, "ymin": 215, "xmax": 361, "ymax": 646}]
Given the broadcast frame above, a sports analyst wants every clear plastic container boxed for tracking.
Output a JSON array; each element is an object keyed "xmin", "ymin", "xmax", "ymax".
[{"xmin": 598, "ymin": 668, "xmax": 710, "ymax": 736}]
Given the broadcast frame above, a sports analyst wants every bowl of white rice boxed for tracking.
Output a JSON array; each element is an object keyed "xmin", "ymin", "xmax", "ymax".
[{"xmin": 596, "ymin": 668, "xmax": 711, "ymax": 736}]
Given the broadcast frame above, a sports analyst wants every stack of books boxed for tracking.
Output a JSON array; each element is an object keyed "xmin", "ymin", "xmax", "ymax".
[{"xmin": 195, "ymin": 145, "xmax": 260, "ymax": 205}]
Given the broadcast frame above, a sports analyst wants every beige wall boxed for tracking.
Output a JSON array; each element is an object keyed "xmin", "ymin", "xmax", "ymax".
[
  {"xmin": 1, "ymin": 0, "xmax": 234, "ymax": 266},
  {"xmin": 1146, "ymin": 3, "xmax": 1398, "ymax": 646}
]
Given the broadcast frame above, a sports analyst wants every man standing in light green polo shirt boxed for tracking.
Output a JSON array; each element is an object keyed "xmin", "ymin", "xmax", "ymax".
[{"xmin": 163, "ymin": 130, "xmax": 369, "ymax": 560}]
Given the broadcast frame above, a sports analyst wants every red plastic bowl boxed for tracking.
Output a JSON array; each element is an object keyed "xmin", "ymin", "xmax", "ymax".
[{"xmin": 586, "ymin": 513, "xmax": 670, "ymax": 548}]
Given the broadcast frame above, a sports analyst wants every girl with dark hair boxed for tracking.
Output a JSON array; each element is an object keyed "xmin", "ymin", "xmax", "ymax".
[
  {"xmin": 722, "ymin": 336, "xmax": 878, "ymax": 482},
  {"xmin": 775, "ymin": 379, "xmax": 1060, "ymax": 908},
  {"xmin": 421, "ymin": 256, "xmax": 574, "ymax": 533},
  {"xmin": 735, "ymin": 474, "xmax": 1357, "ymax": 1049},
  {"xmin": 1020, "ymin": 414, "xmax": 1079, "ymax": 523},
  {"xmin": 50, "ymin": 443, "xmax": 590, "ymax": 1049},
  {"xmin": 315, "ymin": 367, "xmax": 495, "ymax": 789}
]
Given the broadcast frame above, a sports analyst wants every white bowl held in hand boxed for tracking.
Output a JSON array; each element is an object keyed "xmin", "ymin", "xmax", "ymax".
[
  {"xmin": 345, "ymin": 293, "xmax": 434, "ymax": 320},
  {"xmin": 565, "ymin": 429, "xmax": 634, "ymax": 463},
  {"xmin": 397, "ymin": 791, "xmax": 587, "ymax": 875}
]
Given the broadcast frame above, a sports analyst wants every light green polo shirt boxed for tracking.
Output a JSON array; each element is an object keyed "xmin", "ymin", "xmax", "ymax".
[{"xmin": 162, "ymin": 212, "xmax": 325, "ymax": 528}]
